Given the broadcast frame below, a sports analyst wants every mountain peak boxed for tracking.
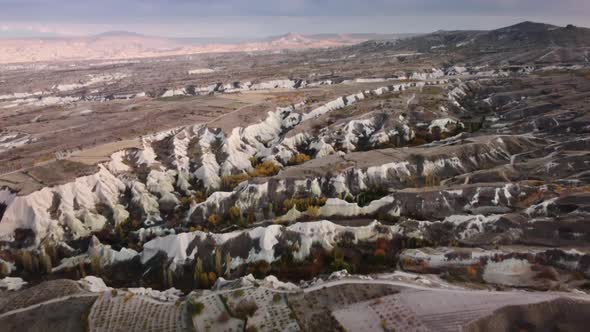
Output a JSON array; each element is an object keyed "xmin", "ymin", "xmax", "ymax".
[
  {"xmin": 269, "ymin": 32, "xmax": 308, "ymax": 42},
  {"xmin": 496, "ymin": 21, "xmax": 557, "ymax": 33}
]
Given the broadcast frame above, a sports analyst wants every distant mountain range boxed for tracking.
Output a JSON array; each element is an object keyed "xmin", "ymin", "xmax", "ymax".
[
  {"xmin": 0, "ymin": 31, "xmax": 409, "ymax": 64},
  {"xmin": 390, "ymin": 21, "xmax": 590, "ymax": 52},
  {"xmin": 1, "ymin": 22, "xmax": 588, "ymax": 65},
  {"xmin": 348, "ymin": 21, "xmax": 590, "ymax": 64}
]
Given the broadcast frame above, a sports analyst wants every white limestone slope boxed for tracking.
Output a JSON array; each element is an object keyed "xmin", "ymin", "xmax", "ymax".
[
  {"xmin": 0, "ymin": 166, "xmax": 127, "ymax": 244},
  {"xmin": 141, "ymin": 220, "xmax": 397, "ymax": 269}
]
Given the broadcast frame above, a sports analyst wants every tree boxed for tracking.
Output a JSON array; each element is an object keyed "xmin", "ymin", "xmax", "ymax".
[
  {"xmin": 208, "ymin": 214, "xmax": 222, "ymax": 227},
  {"xmin": 162, "ymin": 265, "xmax": 174, "ymax": 288},
  {"xmin": 306, "ymin": 205, "xmax": 321, "ymax": 218},
  {"xmin": 186, "ymin": 85, "xmax": 196, "ymax": 96},
  {"xmin": 207, "ymin": 271, "xmax": 217, "ymax": 285},
  {"xmin": 90, "ymin": 254, "xmax": 102, "ymax": 274},
  {"xmin": 43, "ymin": 242, "xmax": 58, "ymax": 263},
  {"xmin": 235, "ymin": 300, "xmax": 259, "ymax": 319},
  {"xmin": 229, "ymin": 206, "xmax": 241, "ymax": 223},
  {"xmin": 193, "ymin": 191, "xmax": 205, "ymax": 203},
  {"xmin": 199, "ymin": 273, "xmax": 210, "ymax": 288},
  {"xmin": 194, "ymin": 257, "xmax": 203, "ymax": 287},
  {"xmin": 215, "ymin": 248, "xmax": 223, "ymax": 277},
  {"xmin": 39, "ymin": 250, "xmax": 52, "ymax": 274},
  {"xmin": 187, "ymin": 301, "xmax": 205, "ymax": 317},
  {"xmin": 79, "ymin": 260, "xmax": 87, "ymax": 277},
  {"xmin": 0, "ymin": 261, "xmax": 9, "ymax": 277},
  {"xmin": 19, "ymin": 250, "xmax": 34, "ymax": 272},
  {"xmin": 266, "ymin": 203, "xmax": 274, "ymax": 218},
  {"xmin": 225, "ymin": 253, "xmax": 232, "ymax": 277}
]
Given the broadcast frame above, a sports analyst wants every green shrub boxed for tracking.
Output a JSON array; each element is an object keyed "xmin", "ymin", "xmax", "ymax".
[{"xmin": 187, "ymin": 301, "xmax": 205, "ymax": 316}]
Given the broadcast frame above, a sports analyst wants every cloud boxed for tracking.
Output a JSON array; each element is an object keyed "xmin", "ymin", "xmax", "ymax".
[{"xmin": 0, "ymin": 0, "xmax": 588, "ymax": 22}]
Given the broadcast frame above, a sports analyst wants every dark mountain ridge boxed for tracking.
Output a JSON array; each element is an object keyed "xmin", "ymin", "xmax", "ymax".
[{"xmin": 345, "ymin": 21, "xmax": 590, "ymax": 65}]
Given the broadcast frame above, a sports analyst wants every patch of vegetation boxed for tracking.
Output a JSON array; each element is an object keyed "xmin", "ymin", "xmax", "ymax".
[
  {"xmin": 187, "ymin": 300, "xmax": 205, "ymax": 316},
  {"xmin": 235, "ymin": 299, "xmax": 259, "ymax": 319},
  {"xmin": 185, "ymin": 85, "xmax": 196, "ymax": 96},
  {"xmin": 306, "ymin": 205, "xmax": 321, "ymax": 218},
  {"xmin": 232, "ymin": 289, "xmax": 245, "ymax": 298},
  {"xmin": 329, "ymin": 247, "xmax": 354, "ymax": 273},
  {"xmin": 288, "ymin": 153, "xmax": 311, "ymax": 166},
  {"xmin": 178, "ymin": 191, "xmax": 205, "ymax": 208},
  {"xmin": 357, "ymin": 187, "xmax": 390, "ymax": 207},
  {"xmin": 246, "ymin": 261, "xmax": 272, "ymax": 278},
  {"xmin": 229, "ymin": 206, "xmax": 241, "ymax": 223},
  {"xmin": 208, "ymin": 214, "xmax": 222, "ymax": 226},
  {"xmin": 249, "ymin": 156, "xmax": 261, "ymax": 167},
  {"xmin": 282, "ymin": 197, "xmax": 327, "ymax": 213},
  {"xmin": 221, "ymin": 173, "xmax": 251, "ymax": 191},
  {"xmin": 252, "ymin": 161, "xmax": 280, "ymax": 177}
]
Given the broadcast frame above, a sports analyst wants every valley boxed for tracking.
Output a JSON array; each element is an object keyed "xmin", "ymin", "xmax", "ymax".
[{"xmin": 1, "ymin": 21, "xmax": 590, "ymax": 331}]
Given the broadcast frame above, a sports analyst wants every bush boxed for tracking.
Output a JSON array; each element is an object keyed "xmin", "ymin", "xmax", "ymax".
[
  {"xmin": 208, "ymin": 214, "xmax": 222, "ymax": 226},
  {"xmin": 193, "ymin": 191, "xmax": 205, "ymax": 203},
  {"xmin": 207, "ymin": 271, "xmax": 217, "ymax": 284},
  {"xmin": 251, "ymin": 261, "xmax": 271, "ymax": 277},
  {"xmin": 186, "ymin": 85, "xmax": 196, "ymax": 96},
  {"xmin": 330, "ymin": 246, "xmax": 353, "ymax": 272},
  {"xmin": 179, "ymin": 196, "xmax": 194, "ymax": 208},
  {"xmin": 330, "ymin": 258, "xmax": 353, "ymax": 273},
  {"xmin": 229, "ymin": 206, "xmax": 241, "ymax": 223},
  {"xmin": 288, "ymin": 153, "xmax": 311, "ymax": 165},
  {"xmin": 221, "ymin": 173, "xmax": 251, "ymax": 191},
  {"xmin": 283, "ymin": 197, "xmax": 327, "ymax": 212},
  {"xmin": 249, "ymin": 156, "xmax": 261, "ymax": 167},
  {"xmin": 357, "ymin": 187, "xmax": 389, "ymax": 207},
  {"xmin": 252, "ymin": 161, "xmax": 280, "ymax": 177},
  {"xmin": 306, "ymin": 205, "xmax": 321, "ymax": 218},
  {"xmin": 187, "ymin": 301, "xmax": 205, "ymax": 316},
  {"xmin": 235, "ymin": 300, "xmax": 259, "ymax": 319}
]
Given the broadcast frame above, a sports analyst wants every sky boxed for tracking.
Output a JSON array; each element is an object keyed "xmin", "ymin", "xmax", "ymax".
[{"xmin": 0, "ymin": 0, "xmax": 589, "ymax": 38}]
